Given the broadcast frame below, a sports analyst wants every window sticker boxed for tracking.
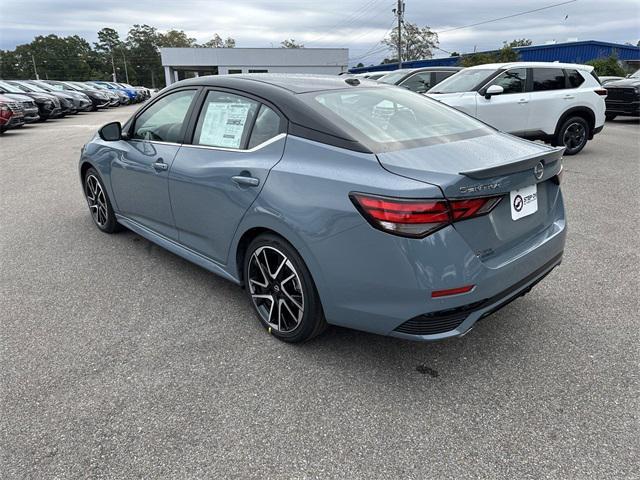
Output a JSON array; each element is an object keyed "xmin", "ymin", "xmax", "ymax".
[{"xmin": 199, "ymin": 102, "xmax": 251, "ymax": 148}]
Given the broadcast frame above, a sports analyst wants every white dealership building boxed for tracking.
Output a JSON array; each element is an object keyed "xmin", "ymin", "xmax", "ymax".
[{"xmin": 160, "ymin": 48, "xmax": 349, "ymax": 86}]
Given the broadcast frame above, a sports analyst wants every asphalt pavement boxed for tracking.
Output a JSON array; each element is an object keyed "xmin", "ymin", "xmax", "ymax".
[{"xmin": 1, "ymin": 106, "xmax": 638, "ymax": 479}]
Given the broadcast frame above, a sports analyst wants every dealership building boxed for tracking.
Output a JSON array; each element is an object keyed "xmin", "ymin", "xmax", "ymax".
[
  {"xmin": 349, "ymin": 40, "xmax": 640, "ymax": 74},
  {"xmin": 160, "ymin": 47, "xmax": 349, "ymax": 85}
]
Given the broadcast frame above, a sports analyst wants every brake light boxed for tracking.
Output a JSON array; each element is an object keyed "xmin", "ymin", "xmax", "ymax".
[
  {"xmin": 432, "ymin": 285, "xmax": 475, "ymax": 298},
  {"xmin": 350, "ymin": 193, "xmax": 502, "ymax": 238},
  {"xmin": 594, "ymin": 88, "xmax": 608, "ymax": 96}
]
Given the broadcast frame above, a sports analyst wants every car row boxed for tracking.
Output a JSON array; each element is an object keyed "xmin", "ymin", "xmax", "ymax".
[
  {"xmin": 601, "ymin": 69, "xmax": 640, "ymax": 120},
  {"xmin": 0, "ymin": 79, "xmax": 151, "ymax": 134}
]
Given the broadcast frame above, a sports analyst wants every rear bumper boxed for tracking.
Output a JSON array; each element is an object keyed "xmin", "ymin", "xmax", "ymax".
[{"xmin": 315, "ymin": 191, "xmax": 567, "ymax": 341}]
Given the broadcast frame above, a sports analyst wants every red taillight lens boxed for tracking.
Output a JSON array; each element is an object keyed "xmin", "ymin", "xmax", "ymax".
[
  {"xmin": 594, "ymin": 88, "xmax": 608, "ymax": 96},
  {"xmin": 351, "ymin": 193, "xmax": 502, "ymax": 238},
  {"xmin": 431, "ymin": 285, "xmax": 475, "ymax": 298}
]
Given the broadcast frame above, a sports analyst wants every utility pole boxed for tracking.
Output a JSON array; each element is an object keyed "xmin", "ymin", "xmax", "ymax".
[
  {"xmin": 31, "ymin": 54, "xmax": 39, "ymax": 80},
  {"xmin": 394, "ymin": 0, "xmax": 405, "ymax": 68}
]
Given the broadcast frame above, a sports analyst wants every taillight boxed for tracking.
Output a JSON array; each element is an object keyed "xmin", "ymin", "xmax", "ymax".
[
  {"xmin": 350, "ymin": 193, "xmax": 502, "ymax": 238},
  {"xmin": 594, "ymin": 88, "xmax": 608, "ymax": 96}
]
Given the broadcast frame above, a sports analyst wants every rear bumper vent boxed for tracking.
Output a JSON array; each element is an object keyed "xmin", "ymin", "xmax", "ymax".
[{"xmin": 394, "ymin": 302, "xmax": 483, "ymax": 335}]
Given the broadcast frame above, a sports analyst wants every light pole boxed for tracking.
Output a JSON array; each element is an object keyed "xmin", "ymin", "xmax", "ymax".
[
  {"xmin": 121, "ymin": 49, "xmax": 129, "ymax": 84},
  {"xmin": 31, "ymin": 54, "xmax": 40, "ymax": 80}
]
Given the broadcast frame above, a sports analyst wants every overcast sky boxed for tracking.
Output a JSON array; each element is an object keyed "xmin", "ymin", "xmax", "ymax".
[{"xmin": 1, "ymin": 0, "xmax": 638, "ymax": 65}]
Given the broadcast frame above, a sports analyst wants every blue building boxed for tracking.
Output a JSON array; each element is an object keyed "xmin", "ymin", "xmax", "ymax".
[{"xmin": 349, "ymin": 40, "xmax": 640, "ymax": 74}]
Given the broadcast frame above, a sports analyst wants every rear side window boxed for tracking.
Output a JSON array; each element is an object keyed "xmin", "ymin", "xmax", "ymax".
[
  {"xmin": 532, "ymin": 68, "xmax": 566, "ymax": 91},
  {"xmin": 400, "ymin": 72, "xmax": 433, "ymax": 93},
  {"xmin": 132, "ymin": 89, "xmax": 196, "ymax": 142},
  {"xmin": 248, "ymin": 105, "xmax": 282, "ymax": 148},
  {"xmin": 566, "ymin": 69, "xmax": 585, "ymax": 88},
  {"xmin": 193, "ymin": 91, "xmax": 259, "ymax": 149},
  {"xmin": 488, "ymin": 68, "xmax": 527, "ymax": 94}
]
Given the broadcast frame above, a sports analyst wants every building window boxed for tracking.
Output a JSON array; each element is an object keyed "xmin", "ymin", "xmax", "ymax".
[
  {"xmin": 228, "ymin": 69, "xmax": 242, "ymax": 74},
  {"xmin": 248, "ymin": 69, "xmax": 268, "ymax": 73}
]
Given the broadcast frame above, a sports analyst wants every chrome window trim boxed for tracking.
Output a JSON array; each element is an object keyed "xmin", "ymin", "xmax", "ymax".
[
  {"xmin": 182, "ymin": 133, "xmax": 287, "ymax": 153},
  {"xmin": 128, "ymin": 139, "xmax": 182, "ymax": 147}
]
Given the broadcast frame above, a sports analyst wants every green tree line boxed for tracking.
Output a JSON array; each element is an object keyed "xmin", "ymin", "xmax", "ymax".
[{"xmin": 0, "ymin": 25, "xmax": 236, "ymax": 88}]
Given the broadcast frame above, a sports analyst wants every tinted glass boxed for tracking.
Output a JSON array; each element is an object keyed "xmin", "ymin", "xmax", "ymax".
[
  {"xmin": 429, "ymin": 69, "xmax": 496, "ymax": 93},
  {"xmin": 310, "ymin": 87, "xmax": 492, "ymax": 149},
  {"xmin": 193, "ymin": 91, "xmax": 259, "ymax": 149},
  {"xmin": 532, "ymin": 68, "xmax": 566, "ymax": 91},
  {"xmin": 401, "ymin": 72, "xmax": 433, "ymax": 93},
  {"xmin": 0, "ymin": 81, "xmax": 24, "ymax": 93},
  {"xmin": 248, "ymin": 105, "xmax": 282, "ymax": 148},
  {"xmin": 489, "ymin": 68, "xmax": 527, "ymax": 94},
  {"xmin": 434, "ymin": 71, "xmax": 455, "ymax": 84},
  {"xmin": 566, "ymin": 69, "xmax": 585, "ymax": 88},
  {"xmin": 133, "ymin": 90, "xmax": 195, "ymax": 142}
]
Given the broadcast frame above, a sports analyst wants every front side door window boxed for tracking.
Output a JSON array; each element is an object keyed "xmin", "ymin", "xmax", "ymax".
[
  {"xmin": 401, "ymin": 72, "xmax": 433, "ymax": 93},
  {"xmin": 132, "ymin": 89, "xmax": 196, "ymax": 143}
]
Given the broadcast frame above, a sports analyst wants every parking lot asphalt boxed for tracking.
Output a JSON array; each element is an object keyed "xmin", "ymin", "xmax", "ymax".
[{"xmin": 1, "ymin": 106, "xmax": 638, "ymax": 479}]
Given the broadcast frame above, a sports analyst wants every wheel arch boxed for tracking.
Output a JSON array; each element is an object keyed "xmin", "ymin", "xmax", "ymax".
[{"xmin": 555, "ymin": 106, "xmax": 596, "ymax": 139}]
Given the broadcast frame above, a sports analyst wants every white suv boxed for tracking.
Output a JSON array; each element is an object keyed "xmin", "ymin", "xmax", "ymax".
[{"xmin": 426, "ymin": 62, "xmax": 607, "ymax": 155}]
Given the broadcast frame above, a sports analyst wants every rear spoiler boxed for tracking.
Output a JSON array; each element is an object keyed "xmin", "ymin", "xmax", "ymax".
[{"xmin": 459, "ymin": 147, "xmax": 564, "ymax": 179}]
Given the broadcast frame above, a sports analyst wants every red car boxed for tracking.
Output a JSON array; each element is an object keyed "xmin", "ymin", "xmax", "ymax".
[{"xmin": 0, "ymin": 94, "xmax": 25, "ymax": 134}]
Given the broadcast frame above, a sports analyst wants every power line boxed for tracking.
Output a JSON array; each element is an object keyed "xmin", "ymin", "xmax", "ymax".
[{"xmin": 435, "ymin": 0, "xmax": 578, "ymax": 34}]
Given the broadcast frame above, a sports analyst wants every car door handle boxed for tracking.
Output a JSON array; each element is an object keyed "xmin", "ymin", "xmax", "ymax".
[
  {"xmin": 563, "ymin": 95, "xmax": 575, "ymax": 100},
  {"xmin": 232, "ymin": 175, "xmax": 260, "ymax": 187},
  {"xmin": 153, "ymin": 159, "xmax": 168, "ymax": 171},
  {"xmin": 518, "ymin": 98, "xmax": 528, "ymax": 104}
]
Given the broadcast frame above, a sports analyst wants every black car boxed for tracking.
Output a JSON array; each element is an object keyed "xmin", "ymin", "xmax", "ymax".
[
  {"xmin": 43, "ymin": 80, "xmax": 111, "ymax": 111},
  {"xmin": 603, "ymin": 69, "xmax": 640, "ymax": 120},
  {"xmin": 377, "ymin": 67, "xmax": 462, "ymax": 93},
  {"xmin": 28, "ymin": 80, "xmax": 93, "ymax": 112},
  {"xmin": 9, "ymin": 80, "xmax": 76, "ymax": 115},
  {"xmin": 0, "ymin": 80, "xmax": 59, "ymax": 121}
]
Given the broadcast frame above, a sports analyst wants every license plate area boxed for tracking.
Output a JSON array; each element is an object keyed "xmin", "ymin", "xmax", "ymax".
[{"xmin": 510, "ymin": 184, "xmax": 538, "ymax": 220}]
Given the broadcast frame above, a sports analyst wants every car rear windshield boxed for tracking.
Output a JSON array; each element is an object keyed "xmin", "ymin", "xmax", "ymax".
[
  {"xmin": 306, "ymin": 87, "xmax": 493, "ymax": 152},
  {"xmin": 428, "ymin": 68, "xmax": 496, "ymax": 93},
  {"xmin": 378, "ymin": 70, "xmax": 411, "ymax": 85}
]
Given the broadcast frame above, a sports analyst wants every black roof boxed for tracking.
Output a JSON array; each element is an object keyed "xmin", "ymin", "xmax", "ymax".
[{"xmin": 172, "ymin": 74, "xmax": 393, "ymax": 152}]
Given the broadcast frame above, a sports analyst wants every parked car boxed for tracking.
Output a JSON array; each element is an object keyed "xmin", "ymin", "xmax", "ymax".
[
  {"xmin": 599, "ymin": 76, "xmax": 624, "ymax": 84},
  {"xmin": 0, "ymin": 94, "xmax": 26, "ymax": 133},
  {"xmin": 28, "ymin": 80, "xmax": 93, "ymax": 112},
  {"xmin": 427, "ymin": 62, "xmax": 606, "ymax": 155},
  {"xmin": 0, "ymin": 80, "xmax": 59, "ymax": 121},
  {"xmin": 378, "ymin": 67, "xmax": 462, "ymax": 93},
  {"xmin": 42, "ymin": 80, "xmax": 111, "ymax": 111},
  {"xmin": 84, "ymin": 82, "xmax": 122, "ymax": 106},
  {"xmin": 0, "ymin": 83, "xmax": 39, "ymax": 123},
  {"xmin": 92, "ymin": 81, "xmax": 139, "ymax": 103},
  {"xmin": 9, "ymin": 80, "xmax": 76, "ymax": 115},
  {"xmin": 79, "ymin": 74, "xmax": 566, "ymax": 343},
  {"xmin": 602, "ymin": 69, "xmax": 640, "ymax": 120}
]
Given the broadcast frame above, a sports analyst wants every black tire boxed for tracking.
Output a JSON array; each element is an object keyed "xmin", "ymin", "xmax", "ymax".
[
  {"xmin": 605, "ymin": 114, "xmax": 617, "ymax": 121},
  {"xmin": 554, "ymin": 116, "xmax": 589, "ymax": 155},
  {"xmin": 83, "ymin": 167, "xmax": 122, "ymax": 233},
  {"xmin": 244, "ymin": 233, "xmax": 327, "ymax": 343}
]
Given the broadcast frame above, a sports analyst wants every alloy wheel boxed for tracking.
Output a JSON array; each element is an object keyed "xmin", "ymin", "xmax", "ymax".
[
  {"xmin": 248, "ymin": 246, "xmax": 305, "ymax": 333},
  {"xmin": 85, "ymin": 174, "xmax": 108, "ymax": 228},
  {"xmin": 563, "ymin": 122, "xmax": 586, "ymax": 152}
]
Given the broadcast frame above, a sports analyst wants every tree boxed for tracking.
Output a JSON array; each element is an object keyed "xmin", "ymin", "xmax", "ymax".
[
  {"xmin": 126, "ymin": 24, "xmax": 162, "ymax": 88},
  {"xmin": 280, "ymin": 38, "xmax": 304, "ymax": 48},
  {"xmin": 587, "ymin": 53, "xmax": 627, "ymax": 77},
  {"xmin": 506, "ymin": 38, "xmax": 533, "ymax": 47},
  {"xmin": 356, "ymin": 62, "xmax": 364, "ymax": 68},
  {"xmin": 383, "ymin": 22, "xmax": 438, "ymax": 61},
  {"xmin": 459, "ymin": 44, "xmax": 519, "ymax": 67},
  {"xmin": 450, "ymin": 51, "xmax": 460, "ymax": 57},
  {"xmin": 200, "ymin": 34, "xmax": 235, "ymax": 48},
  {"xmin": 159, "ymin": 30, "xmax": 197, "ymax": 48}
]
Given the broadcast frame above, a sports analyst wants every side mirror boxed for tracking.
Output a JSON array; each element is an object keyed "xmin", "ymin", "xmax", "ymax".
[
  {"xmin": 98, "ymin": 121, "xmax": 122, "ymax": 141},
  {"xmin": 484, "ymin": 84, "xmax": 504, "ymax": 99}
]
